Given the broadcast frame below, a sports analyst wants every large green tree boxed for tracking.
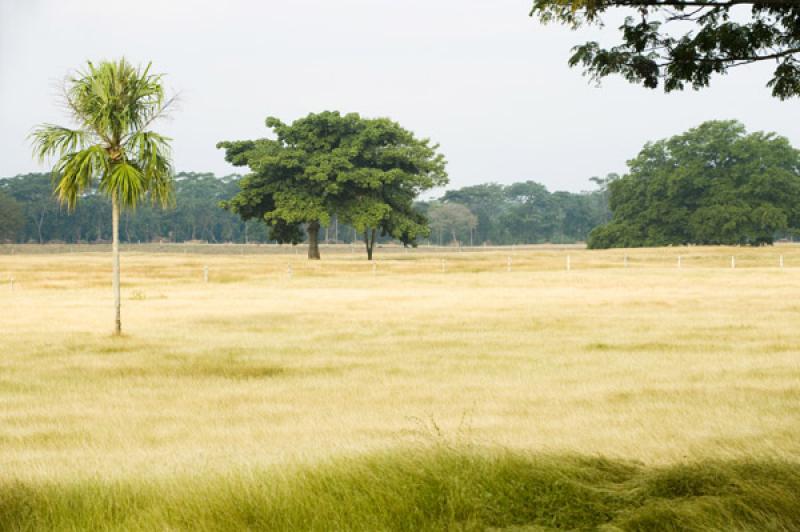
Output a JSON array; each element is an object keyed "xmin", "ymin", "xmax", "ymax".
[
  {"xmin": 219, "ymin": 111, "xmax": 447, "ymax": 260},
  {"xmin": 31, "ymin": 59, "xmax": 174, "ymax": 335},
  {"xmin": 588, "ymin": 120, "xmax": 800, "ymax": 248},
  {"xmin": 531, "ymin": 1, "xmax": 800, "ymax": 99}
]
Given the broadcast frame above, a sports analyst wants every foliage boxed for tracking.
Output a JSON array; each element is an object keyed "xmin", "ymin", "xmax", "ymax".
[
  {"xmin": 30, "ymin": 58, "xmax": 174, "ymax": 210},
  {"xmin": 0, "ymin": 172, "xmax": 265, "ymax": 244},
  {"xmin": 219, "ymin": 111, "xmax": 448, "ymax": 259},
  {"xmin": 0, "ymin": 191, "xmax": 24, "ymax": 242},
  {"xmin": 588, "ymin": 120, "xmax": 800, "ymax": 248},
  {"xmin": 439, "ymin": 180, "xmax": 607, "ymax": 244},
  {"xmin": 426, "ymin": 203, "xmax": 478, "ymax": 245},
  {"xmin": 530, "ymin": 1, "xmax": 800, "ymax": 99}
]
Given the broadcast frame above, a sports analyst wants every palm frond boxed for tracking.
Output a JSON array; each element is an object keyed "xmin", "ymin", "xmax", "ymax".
[
  {"xmin": 52, "ymin": 146, "xmax": 109, "ymax": 210},
  {"xmin": 67, "ymin": 58, "xmax": 167, "ymax": 143},
  {"xmin": 101, "ymin": 162, "xmax": 147, "ymax": 209},
  {"xmin": 29, "ymin": 125, "xmax": 91, "ymax": 163},
  {"xmin": 126, "ymin": 131, "xmax": 175, "ymax": 208}
]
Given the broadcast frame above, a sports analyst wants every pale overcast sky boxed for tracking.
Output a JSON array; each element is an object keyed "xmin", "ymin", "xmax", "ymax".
[{"xmin": 1, "ymin": 0, "xmax": 798, "ymax": 193}]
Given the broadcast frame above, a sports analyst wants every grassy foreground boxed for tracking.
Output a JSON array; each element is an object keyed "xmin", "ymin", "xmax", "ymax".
[
  {"xmin": 2, "ymin": 446, "xmax": 800, "ymax": 531},
  {"xmin": 1, "ymin": 244, "xmax": 799, "ymax": 529}
]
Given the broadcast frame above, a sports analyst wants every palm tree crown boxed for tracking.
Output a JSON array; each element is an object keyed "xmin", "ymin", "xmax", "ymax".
[{"xmin": 31, "ymin": 58, "xmax": 174, "ymax": 209}]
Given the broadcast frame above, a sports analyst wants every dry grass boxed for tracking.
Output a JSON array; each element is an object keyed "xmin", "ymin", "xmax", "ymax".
[{"xmin": 0, "ymin": 244, "xmax": 799, "ymax": 488}]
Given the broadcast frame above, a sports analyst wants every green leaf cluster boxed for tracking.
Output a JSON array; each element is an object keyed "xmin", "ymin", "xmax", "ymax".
[
  {"xmin": 588, "ymin": 120, "xmax": 800, "ymax": 248},
  {"xmin": 531, "ymin": 1, "xmax": 800, "ymax": 99}
]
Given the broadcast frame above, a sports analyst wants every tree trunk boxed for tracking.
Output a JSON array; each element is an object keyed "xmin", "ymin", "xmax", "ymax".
[
  {"xmin": 112, "ymin": 195, "xmax": 121, "ymax": 336},
  {"xmin": 307, "ymin": 220, "xmax": 321, "ymax": 259},
  {"xmin": 364, "ymin": 228, "xmax": 377, "ymax": 260},
  {"xmin": 37, "ymin": 211, "xmax": 45, "ymax": 244}
]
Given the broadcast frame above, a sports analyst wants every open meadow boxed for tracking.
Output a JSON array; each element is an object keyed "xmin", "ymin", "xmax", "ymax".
[{"xmin": 1, "ymin": 244, "xmax": 799, "ymax": 530}]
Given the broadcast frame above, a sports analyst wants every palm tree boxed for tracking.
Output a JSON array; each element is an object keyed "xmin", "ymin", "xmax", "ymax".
[{"xmin": 31, "ymin": 59, "xmax": 174, "ymax": 335}]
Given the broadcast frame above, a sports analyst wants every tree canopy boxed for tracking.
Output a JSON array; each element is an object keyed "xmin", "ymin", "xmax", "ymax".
[
  {"xmin": 426, "ymin": 203, "xmax": 479, "ymax": 246},
  {"xmin": 588, "ymin": 120, "xmax": 800, "ymax": 248},
  {"xmin": 219, "ymin": 111, "xmax": 448, "ymax": 260},
  {"xmin": 530, "ymin": 1, "xmax": 800, "ymax": 99}
]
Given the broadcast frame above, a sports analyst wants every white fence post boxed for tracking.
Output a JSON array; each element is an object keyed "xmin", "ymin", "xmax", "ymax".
[
  {"xmin": 203, "ymin": 265, "xmax": 209, "ymax": 283},
  {"xmin": 566, "ymin": 255, "xmax": 571, "ymax": 271},
  {"xmin": 678, "ymin": 256, "xmax": 682, "ymax": 269},
  {"xmin": 287, "ymin": 264, "xmax": 292, "ymax": 279},
  {"xmin": 507, "ymin": 256, "xmax": 512, "ymax": 272},
  {"xmin": 731, "ymin": 256, "xmax": 736, "ymax": 269}
]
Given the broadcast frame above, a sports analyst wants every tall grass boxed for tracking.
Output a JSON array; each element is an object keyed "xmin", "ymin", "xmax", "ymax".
[
  {"xmin": 1, "ymin": 246, "xmax": 799, "ymax": 528},
  {"xmin": 2, "ymin": 446, "xmax": 799, "ymax": 531}
]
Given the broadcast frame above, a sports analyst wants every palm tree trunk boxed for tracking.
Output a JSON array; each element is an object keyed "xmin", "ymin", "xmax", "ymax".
[{"xmin": 112, "ymin": 195, "xmax": 121, "ymax": 335}]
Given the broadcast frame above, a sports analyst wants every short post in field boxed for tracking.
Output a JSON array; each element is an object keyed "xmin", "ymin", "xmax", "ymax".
[
  {"xmin": 9, "ymin": 276, "xmax": 14, "ymax": 291},
  {"xmin": 507, "ymin": 256, "xmax": 512, "ymax": 272},
  {"xmin": 287, "ymin": 264, "xmax": 292, "ymax": 279},
  {"xmin": 566, "ymin": 255, "xmax": 571, "ymax": 271},
  {"xmin": 731, "ymin": 256, "xmax": 736, "ymax": 269},
  {"xmin": 203, "ymin": 265, "xmax": 209, "ymax": 283},
  {"xmin": 678, "ymin": 256, "xmax": 682, "ymax": 269}
]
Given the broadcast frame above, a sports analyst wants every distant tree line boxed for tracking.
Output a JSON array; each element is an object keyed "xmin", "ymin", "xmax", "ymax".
[
  {"xmin": 0, "ymin": 172, "xmax": 263, "ymax": 244},
  {"xmin": 419, "ymin": 181, "xmax": 609, "ymax": 245},
  {"xmin": 0, "ymin": 171, "xmax": 608, "ymax": 246},
  {"xmin": 10, "ymin": 121, "xmax": 797, "ymax": 249}
]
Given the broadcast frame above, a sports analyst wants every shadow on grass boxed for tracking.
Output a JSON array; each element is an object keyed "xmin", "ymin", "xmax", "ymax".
[{"xmin": 1, "ymin": 447, "xmax": 798, "ymax": 531}]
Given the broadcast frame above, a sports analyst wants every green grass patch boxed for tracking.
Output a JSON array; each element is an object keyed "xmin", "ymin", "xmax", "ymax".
[{"xmin": 1, "ymin": 447, "xmax": 798, "ymax": 531}]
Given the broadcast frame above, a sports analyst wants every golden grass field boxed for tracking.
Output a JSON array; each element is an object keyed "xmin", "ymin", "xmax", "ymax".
[{"xmin": 1, "ymin": 243, "xmax": 798, "ymax": 490}]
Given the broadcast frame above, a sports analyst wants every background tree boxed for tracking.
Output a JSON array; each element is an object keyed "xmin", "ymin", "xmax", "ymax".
[
  {"xmin": 589, "ymin": 173, "xmax": 619, "ymax": 223},
  {"xmin": 0, "ymin": 192, "xmax": 24, "ymax": 242},
  {"xmin": 531, "ymin": 1, "xmax": 800, "ymax": 99},
  {"xmin": 588, "ymin": 120, "xmax": 800, "ymax": 248},
  {"xmin": 427, "ymin": 203, "xmax": 479, "ymax": 246},
  {"xmin": 502, "ymin": 181, "xmax": 560, "ymax": 244},
  {"xmin": 30, "ymin": 59, "xmax": 174, "ymax": 335},
  {"xmin": 1, "ymin": 173, "xmax": 57, "ymax": 243},
  {"xmin": 442, "ymin": 183, "xmax": 509, "ymax": 244},
  {"xmin": 220, "ymin": 111, "xmax": 447, "ymax": 260}
]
